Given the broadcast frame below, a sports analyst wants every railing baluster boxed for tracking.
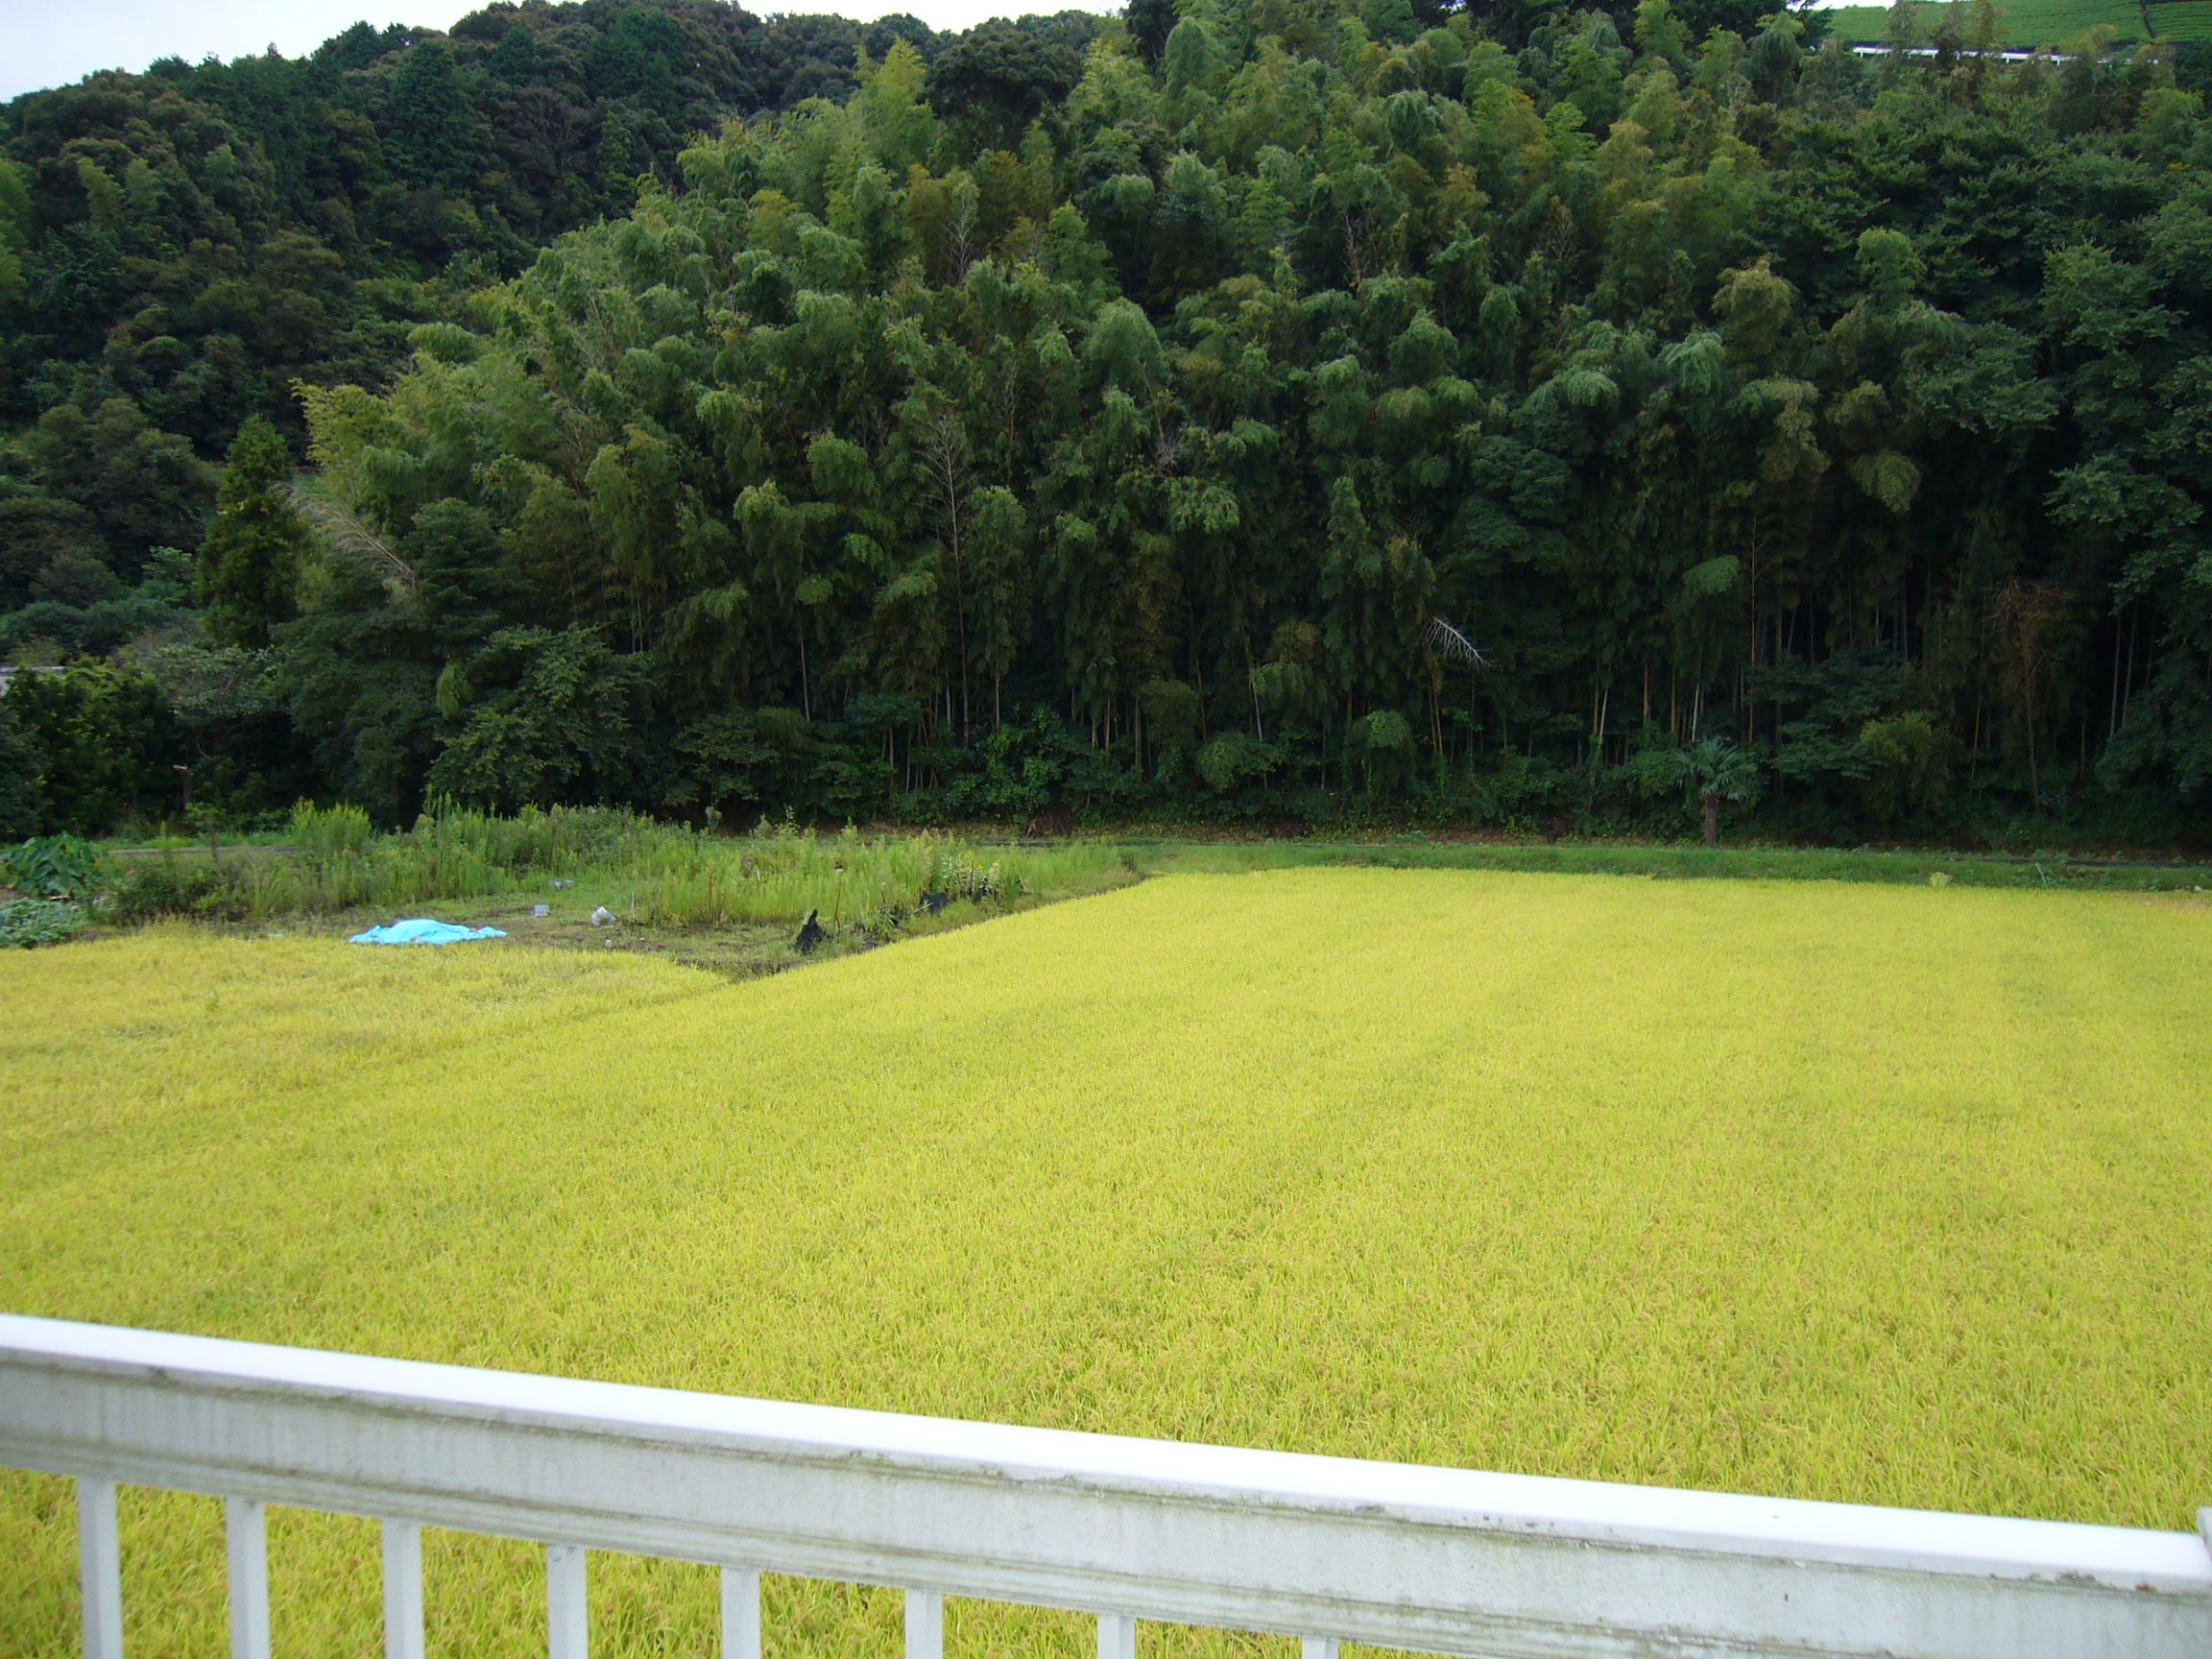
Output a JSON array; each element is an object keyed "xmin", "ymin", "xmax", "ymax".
[
  {"xmin": 8, "ymin": 1318, "xmax": 2210, "ymax": 1659},
  {"xmin": 546, "ymin": 1544, "xmax": 588, "ymax": 1659},
  {"xmin": 720, "ymin": 1567, "xmax": 760, "ymax": 1659},
  {"xmin": 903, "ymin": 1588, "xmax": 943, "ymax": 1659},
  {"xmin": 381, "ymin": 1520, "xmax": 424, "ymax": 1659},
  {"xmin": 1096, "ymin": 1613, "xmax": 1136, "ymax": 1659},
  {"xmin": 225, "ymin": 1499, "xmax": 270, "ymax": 1659},
  {"xmin": 77, "ymin": 1477, "xmax": 124, "ymax": 1659}
]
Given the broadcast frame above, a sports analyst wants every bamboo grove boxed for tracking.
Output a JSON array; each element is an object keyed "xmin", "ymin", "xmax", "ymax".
[{"xmin": 9, "ymin": 0, "xmax": 2212, "ymax": 841}]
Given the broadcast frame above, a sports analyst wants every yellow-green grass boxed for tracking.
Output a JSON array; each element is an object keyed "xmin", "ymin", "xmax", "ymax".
[
  {"xmin": 3, "ymin": 874, "xmax": 2210, "ymax": 1656},
  {"xmin": 116, "ymin": 810, "xmax": 1133, "ymax": 936}
]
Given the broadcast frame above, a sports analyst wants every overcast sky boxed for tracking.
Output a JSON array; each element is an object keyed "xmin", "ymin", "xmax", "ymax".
[{"xmin": 0, "ymin": 0, "xmax": 1116, "ymax": 102}]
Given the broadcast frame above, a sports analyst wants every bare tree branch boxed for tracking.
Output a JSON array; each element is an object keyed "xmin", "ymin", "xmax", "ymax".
[
  {"xmin": 287, "ymin": 483, "xmax": 420, "ymax": 600},
  {"xmin": 1425, "ymin": 615, "xmax": 1490, "ymax": 670}
]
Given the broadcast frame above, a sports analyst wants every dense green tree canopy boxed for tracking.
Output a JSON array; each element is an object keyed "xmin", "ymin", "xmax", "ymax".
[
  {"xmin": 5, "ymin": 0, "xmax": 2210, "ymax": 846},
  {"xmin": 0, "ymin": 2, "xmax": 1100, "ymax": 579}
]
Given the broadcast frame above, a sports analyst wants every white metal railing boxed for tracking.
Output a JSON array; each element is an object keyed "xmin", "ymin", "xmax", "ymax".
[{"xmin": 2, "ymin": 1315, "xmax": 2208, "ymax": 1659}]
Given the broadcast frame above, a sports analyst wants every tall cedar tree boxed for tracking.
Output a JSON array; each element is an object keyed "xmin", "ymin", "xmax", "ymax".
[{"xmin": 197, "ymin": 420, "xmax": 306, "ymax": 650}]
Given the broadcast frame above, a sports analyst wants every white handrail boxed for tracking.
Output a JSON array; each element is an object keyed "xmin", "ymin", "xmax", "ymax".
[{"xmin": 2, "ymin": 1315, "xmax": 2207, "ymax": 1658}]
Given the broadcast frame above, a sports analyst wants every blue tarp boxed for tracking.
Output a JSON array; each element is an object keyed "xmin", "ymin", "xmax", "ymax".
[{"xmin": 349, "ymin": 918, "xmax": 508, "ymax": 946}]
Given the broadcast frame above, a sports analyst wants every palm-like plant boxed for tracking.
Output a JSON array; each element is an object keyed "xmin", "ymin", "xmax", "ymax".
[{"xmin": 1676, "ymin": 738, "xmax": 1760, "ymax": 847}]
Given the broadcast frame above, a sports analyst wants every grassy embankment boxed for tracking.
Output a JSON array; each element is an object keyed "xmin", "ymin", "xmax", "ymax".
[
  {"xmin": 3, "ymin": 869, "xmax": 2207, "ymax": 1655},
  {"xmin": 87, "ymin": 806, "xmax": 1137, "ymax": 973},
  {"xmin": 1147, "ymin": 835, "xmax": 2212, "ymax": 888},
  {"xmin": 65, "ymin": 804, "xmax": 2212, "ymax": 975}
]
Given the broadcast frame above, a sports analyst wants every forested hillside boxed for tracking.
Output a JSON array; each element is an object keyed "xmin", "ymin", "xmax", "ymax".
[
  {"xmin": 5, "ymin": 0, "xmax": 2210, "ymax": 845},
  {"xmin": 0, "ymin": 1, "xmax": 1097, "ymax": 595}
]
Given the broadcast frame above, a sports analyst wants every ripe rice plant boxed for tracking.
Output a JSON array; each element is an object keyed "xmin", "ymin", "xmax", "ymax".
[{"xmin": 2, "ymin": 872, "xmax": 2208, "ymax": 1655}]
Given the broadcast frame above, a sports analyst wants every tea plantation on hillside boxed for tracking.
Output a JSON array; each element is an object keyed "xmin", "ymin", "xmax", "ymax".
[
  {"xmin": 1819, "ymin": 0, "xmax": 2149, "ymax": 44},
  {"xmin": 3, "ymin": 870, "xmax": 2208, "ymax": 1656}
]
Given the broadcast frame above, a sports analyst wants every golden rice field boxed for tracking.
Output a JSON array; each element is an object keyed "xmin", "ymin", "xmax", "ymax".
[{"xmin": 2, "ymin": 870, "xmax": 2209, "ymax": 1657}]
